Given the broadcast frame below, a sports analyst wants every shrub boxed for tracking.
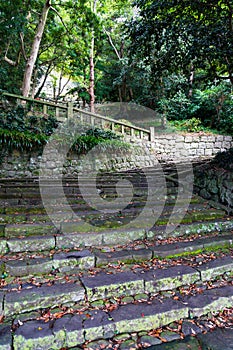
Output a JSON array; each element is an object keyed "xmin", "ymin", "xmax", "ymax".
[{"xmin": 157, "ymin": 91, "xmax": 198, "ymax": 120}]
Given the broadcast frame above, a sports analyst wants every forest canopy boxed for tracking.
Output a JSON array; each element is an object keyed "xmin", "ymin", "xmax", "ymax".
[{"xmin": 0, "ymin": 0, "xmax": 232, "ymax": 134}]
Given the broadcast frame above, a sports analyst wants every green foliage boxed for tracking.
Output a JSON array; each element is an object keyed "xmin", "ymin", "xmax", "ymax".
[
  {"xmin": 155, "ymin": 80, "xmax": 233, "ymax": 135},
  {"xmin": 0, "ymin": 106, "xmax": 127, "ymax": 154},
  {"xmin": 0, "ymin": 128, "xmax": 47, "ymax": 151},
  {"xmin": 71, "ymin": 136, "xmax": 129, "ymax": 154},
  {"xmin": 54, "ymin": 126, "xmax": 125, "ymax": 154},
  {"xmin": 170, "ymin": 118, "xmax": 203, "ymax": 133},
  {"xmin": 128, "ymin": 0, "xmax": 233, "ymax": 85},
  {"xmin": 157, "ymin": 91, "xmax": 198, "ymax": 120},
  {"xmin": 85, "ymin": 127, "xmax": 120, "ymax": 140},
  {"xmin": 0, "ymin": 106, "xmax": 59, "ymax": 135}
]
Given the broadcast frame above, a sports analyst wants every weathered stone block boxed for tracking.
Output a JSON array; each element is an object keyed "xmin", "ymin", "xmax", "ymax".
[
  {"xmin": 204, "ymin": 149, "xmax": 213, "ymax": 156},
  {"xmin": 185, "ymin": 136, "xmax": 193, "ymax": 143},
  {"xmin": 82, "ymin": 271, "xmax": 144, "ymax": 300},
  {"xmin": 4, "ymin": 282, "xmax": 85, "ymax": 315},
  {"xmin": 5, "ymin": 223, "xmax": 57, "ymax": 238},
  {"xmin": 144, "ymin": 265, "xmax": 199, "ymax": 293},
  {"xmin": 187, "ymin": 285, "xmax": 233, "ymax": 317},
  {"xmin": 83, "ymin": 310, "xmax": 115, "ymax": 340},
  {"xmin": 198, "ymin": 256, "xmax": 233, "ymax": 281},
  {"xmin": 7, "ymin": 235, "xmax": 55, "ymax": 253},
  {"xmin": 53, "ymin": 249, "xmax": 95, "ymax": 270},
  {"xmin": 14, "ymin": 320, "xmax": 57, "ymax": 350},
  {"xmin": 110, "ymin": 299, "xmax": 188, "ymax": 334},
  {"xmin": 56, "ymin": 232, "xmax": 103, "ymax": 249},
  {"xmin": 5, "ymin": 257, "xmax": 53, "ymax": 277},
  {"xmin": 0, "ymin": 324, "xmax": 11, "ymax": 350},
  {"xmin": 0, "ymin": 240, "xmax": 7, "ymax": 255},
  {"xmin": 53, "ymin": 314, "xmax": 84, "ymax": 348},
  {"xmin": 102, "ymin": 228, "xmax": 145, "ymax": 246}
]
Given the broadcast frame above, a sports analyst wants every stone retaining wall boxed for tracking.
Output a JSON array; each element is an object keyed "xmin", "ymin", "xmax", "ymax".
[
  {"xmin": 133, "ymin": 133, "xmax": 233, "ymax": 160},
  {"xmin": 0, "ymin": 144, "xmax": 157, "ymax": 178},
  {"xmin": 194, "ymin": 167, "xmax": 233, "ymax": 210},
  {"xmin": 0, "ymin": 133, "xmax": 232, "ymax": 178}
]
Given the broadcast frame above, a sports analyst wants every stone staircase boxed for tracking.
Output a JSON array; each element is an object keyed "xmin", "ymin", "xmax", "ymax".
[{"xmin": 0, "ymin": 163, "xmax": 232, "ymax": 349}]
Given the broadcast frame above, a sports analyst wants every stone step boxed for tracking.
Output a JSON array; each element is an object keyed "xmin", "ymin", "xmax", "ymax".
[
  {"xmin": 0, "ymin": 255, "xmax": 232, "ymax": 317},
  {"xmin": 0, "ymin": 195, "xmax": 203, "ymax": 216},
  {"xmin": 0, "ymin": 202, "xmax": 225, "ymax": 227},
  {"xmin": 0, "ymin": 210, "xmax": 229, "ymax": 240},
  {"xmin": 1, "ymin": 232, "xmax": 232, "ymax": 278},
  {"xmin": 0, "ymin": 163, "xmax": 231, "ymax": 349},
  {"xmin": 0, "ymin": 218, "xmax": 232, "ymax": 255},
  {"xmin": 1, "ymin": 283, "xmax": 232, "ymax": 349}
]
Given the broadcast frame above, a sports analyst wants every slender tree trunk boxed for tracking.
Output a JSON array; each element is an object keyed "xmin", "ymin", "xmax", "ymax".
[
  {"xmin": 89, "ymin": 0, "xmax": 97, "ymax": 113},
  {"xmin": 35, "ymin": 62, "xmax": 53, "ymax": 98},
  {"xmin": 21, "ymin": 0, "xmax": 51, "ymax": 97},
  {"xmin": 31, "ymin": 67, "xmax": 38, "ymax": 99},
  {"xmin": 118, "ymin": 87, "xmax": 122, "ymax": 102},
  {"xmin": 89, "ymin": 46, "xmax": 95, "ymax": 112},
  {"xmin": 188, "ymin": 63, "xmax": 195, "ymax": 97}
]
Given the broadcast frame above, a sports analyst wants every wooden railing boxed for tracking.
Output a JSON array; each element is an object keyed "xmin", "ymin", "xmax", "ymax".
[{"xmin": 1, "ymin": 92, "xmax": 155, "ymax": 141}]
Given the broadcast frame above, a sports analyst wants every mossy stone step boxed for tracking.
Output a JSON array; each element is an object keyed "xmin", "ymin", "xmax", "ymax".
[
  {"xmin": 4, "ymin": 250, "xmax": 95, "ymax": 277},
  {"xmin": 4, "ymin": 222, "xmax": 57, "ymax": 238},
  {"xmin": 150, "ymin": 219, "xmax": 233, "ymax": 239},
  {"xmin": 3, "ymin": 281, "xmax": 84, "ymax": 316},
  {"xmin": 0, "ymin": 221, "xmax": 232, "ymax": 256},
  {"xmin": 1, "ymin": 235, "xmax": 232, "ymax": 278},
  {"xmin": 1, "ymin": 256, "xmax": 232, "ymax": 319},
  {"xmin": 152, "ymin": 234, "xmax": 233, "ymax": 258},
  {"xmin": 11, "ymin": 285, "xmax": 233, "ymax": 349},
  {"xmin": 1, "ymin": 198, "xmax": 202, "ymax": 216},
  {"xmin": 81, "ymin": 265, "xmax": 200, "ymax": 301}
]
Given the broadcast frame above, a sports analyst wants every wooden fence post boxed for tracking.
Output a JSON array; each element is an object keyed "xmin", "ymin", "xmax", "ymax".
[
  {"xmin": 67, "ymin": 102, "xmax": 74, "ymax": 119},
  {"xmin": 55, "ymin": 106, "xmax": 60, "ymax": 119},
  {"xmin": 149, "ymin": 126, "xmax": 155, "ymax": 141},
  {"xmin": 43, "ymin": 104, "xmax": 48, "ymax": 115},
  {"xmin": 91, "ymin": 116, "xmax": 95, "ymax": 126}
]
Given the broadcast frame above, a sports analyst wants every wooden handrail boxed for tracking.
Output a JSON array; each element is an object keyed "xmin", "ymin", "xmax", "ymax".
[
  {"xmin": 2, "ymin": 92, "xmax": 68, "ymax": 110},
  {"xmin": 1, "ymin": 92, "xmax": 154, "ymax": 140}
]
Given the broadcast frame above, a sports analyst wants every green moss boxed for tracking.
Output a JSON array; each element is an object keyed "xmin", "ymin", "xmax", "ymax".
[{"xmin": 164, "ymin": 244, "xmax": 231, "ymax": 259}]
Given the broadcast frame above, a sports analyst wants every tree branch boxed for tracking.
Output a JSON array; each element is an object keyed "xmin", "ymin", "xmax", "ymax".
[
  {"xmin": 103, "ymin": 27, "xmax": 121, "ymax": 60},
  {"xmin": 50, "ymin": 6, "xmax": 68, "ymax": 30},
  {"xmin": 4, "ymin": 43, "xmax": 21, "ymax": 66},
  {"xmin": 19, "ymin": 33, "xmax": 28, "ymax": 61}
]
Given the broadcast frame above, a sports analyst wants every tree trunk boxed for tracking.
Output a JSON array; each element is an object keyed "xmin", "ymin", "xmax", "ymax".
[
  {"xmin": 35, "ymin": 62, "xmax": 53, "ymax": 98},
  {"xmin": 89, "ymin": 0, "xmax": 97, "ymax": 113},
  {"xmin": 31, "ymin": 67, "xmax": 38, "ymax": 99},
  {"xmin": 188, "ymin": 63, "xmax": 194, "ymax": 97},
  {"xmin": 21, "ymin": 0, "xmax": 51, "ymax": 97}
]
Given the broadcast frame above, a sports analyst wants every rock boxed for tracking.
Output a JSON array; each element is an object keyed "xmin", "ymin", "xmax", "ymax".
[
  {"xmin": 197, "ymin": 327, "xmax": 233, "ymax": 350},
  {"xmin": 119, "ymin": 338, "xmax": 137, "ymax": 349},
  {"xmin": 146, "ymin": 335, "xmax": 200, "ymax": 349},
  {"xmin": 140, "ymin": 335, "xmax": 162, "ymax": 346},
  {"xmin": 160, "ymin": 330, "xmax": 181, "ymax": 342},
  {"xmin": 181, "ymin": 320, "xmax": 202, "ymax": 336},
  {"xmin": 0, "ymin": 324, "xmax": 12, "ymax": 350}
]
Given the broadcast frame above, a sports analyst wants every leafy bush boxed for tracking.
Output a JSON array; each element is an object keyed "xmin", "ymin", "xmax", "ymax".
[
  {"xmin": 0, "ymin": 128, "xmax": 47, "ymax": 151},
  {"xmin": 0, "ymin": 106, "xmax": 128, "ymax": 155},
  {"xmin": 156, "ymin": 81, "xmax": 233, "ymax": 135},
  {"xmin": 85, "ymin": 127, "xmax": 121, "ymax": 140},
  {"xmin": 0, "ymin": 105, "xmax": 59, "ymax": 135},
  {"xmin": 157, "ymin": 91, "xmax": 198, "ymax": 120},
  {"xmin": 53, "ymin": 126, "xmax": 126, "ymax": 154},
  {"xmin": 170, "ymin": 118, "xmax": 203, "ymax": 132}
]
